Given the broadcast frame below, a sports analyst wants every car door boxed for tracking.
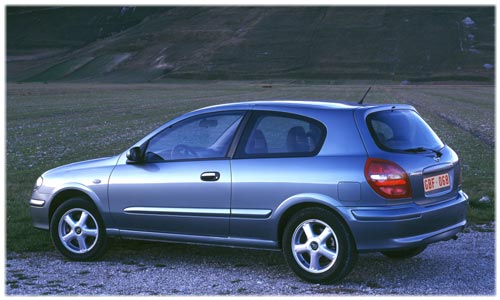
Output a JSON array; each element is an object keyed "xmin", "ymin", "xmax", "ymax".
[{"xmin": 108, "ymin": 111, "xmax": 245, "ymax": 237}]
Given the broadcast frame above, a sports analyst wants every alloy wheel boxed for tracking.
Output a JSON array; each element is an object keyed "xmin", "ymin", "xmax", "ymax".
[
  {"xmin": 58, "ymin": 208, "xmax": 99, "ymax": 254},
  {"xmin": 291, "ymin": 219, "xmax": 339, "ymax": 274}
]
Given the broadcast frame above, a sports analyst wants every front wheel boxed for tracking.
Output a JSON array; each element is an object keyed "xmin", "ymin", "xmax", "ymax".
[
  {"xmin": 50, "ymin": 197, "xmax": 108, "ymax": 261},
  {"xmin": 282, "ymin": 207, "xmax": 357, "ymax": 283}
]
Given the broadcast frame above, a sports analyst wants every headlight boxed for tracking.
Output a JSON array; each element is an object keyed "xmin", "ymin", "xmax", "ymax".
[{"xmin": 34, "ymin": 176, "xmax": 43, "ymax": 191}]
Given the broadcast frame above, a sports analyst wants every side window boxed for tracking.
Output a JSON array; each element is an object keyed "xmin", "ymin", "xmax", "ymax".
[
  {"xmin": 145, "ymin": 111, "xmax": 244, "ymax": 161},
  {"xmin": 236, "ymin": 112, "xmax": 326, "ymax": 158}
]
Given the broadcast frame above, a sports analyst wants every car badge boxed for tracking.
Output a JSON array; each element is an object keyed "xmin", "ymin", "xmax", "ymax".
[{"xmin": 433, "ymin": 155, "xmax": 441, "ymax": 162}]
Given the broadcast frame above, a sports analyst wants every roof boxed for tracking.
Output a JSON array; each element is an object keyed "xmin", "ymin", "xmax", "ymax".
[
  {"xmin": 198, "ymin": 100, "xmax": 363, "ymax": 112},
  {"xmin": 188, "ymin": 100, "xmax": 414, "ymax": 117}
]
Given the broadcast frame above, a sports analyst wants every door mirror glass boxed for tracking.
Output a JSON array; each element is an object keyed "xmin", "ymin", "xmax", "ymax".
[{"xmin": 126, "ymin": 147, "xmax": 143, "ymax": 163}]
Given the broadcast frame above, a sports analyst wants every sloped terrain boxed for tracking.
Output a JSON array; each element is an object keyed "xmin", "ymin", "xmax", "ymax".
[{"xmin": 6, "ymin": 6, "xmax": 495, "ymax": 82}]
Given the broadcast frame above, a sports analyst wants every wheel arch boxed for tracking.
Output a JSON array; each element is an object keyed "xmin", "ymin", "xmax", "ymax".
[
  {"xmin": 48, "ymin": 185, "xmax": 105, "ymax": 225},
  {"xmin": 275, "ymin": 194, "xmax": 356, "ymax": 249},
  {"xmin": 49, "ymin": 190, "xmax": 91, "ymax": 222}
]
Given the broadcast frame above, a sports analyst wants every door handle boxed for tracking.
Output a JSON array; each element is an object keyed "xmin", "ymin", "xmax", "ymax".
[{"xmin": 200, "ymin": 171, "xmax": 220, "ymax": 181}]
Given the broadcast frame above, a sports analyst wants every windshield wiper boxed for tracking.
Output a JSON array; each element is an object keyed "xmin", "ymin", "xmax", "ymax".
[{"xmin": 403, "ymin": 147, "xmax": 442, "ymax": 157}]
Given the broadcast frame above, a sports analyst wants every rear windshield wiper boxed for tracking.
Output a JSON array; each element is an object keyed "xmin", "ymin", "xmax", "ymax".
[{"xmin": 403, "ymin": 147, "xmax": 442, "ymax": 157}]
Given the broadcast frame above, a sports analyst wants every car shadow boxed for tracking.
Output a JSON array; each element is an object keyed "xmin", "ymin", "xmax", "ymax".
[
  {"xmin": 102, "ymin": 238, "xmax": 439, "ymax": 287},
  {"xmin": 104, "ymin": 238, "xmax": 288, "ymax": 271}
]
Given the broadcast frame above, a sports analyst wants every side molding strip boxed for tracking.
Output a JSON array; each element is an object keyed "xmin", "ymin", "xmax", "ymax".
[
  {"xmin": 123, "ymin": 207, "xmax": 272, "ymax": 218},
  {"xmin": 231, "ymin": 209, "xmax": 272, "ymax": 218},
  {"xmin": 124, "ymin": 207, "xmax": 230, "ymax": 217}
]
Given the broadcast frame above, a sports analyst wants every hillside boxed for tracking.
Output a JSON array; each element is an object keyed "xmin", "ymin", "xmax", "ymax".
[{"xmin": 6, "ymin": 6, "xmax": 495, "ymax": 82}]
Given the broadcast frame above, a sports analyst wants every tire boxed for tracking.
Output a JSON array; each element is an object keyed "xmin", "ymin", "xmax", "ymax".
[
  {"xmin": 50, "ymin": 197, "xmax": 108, "ymax": 261},
  {"xmin": 282, "ymin": 207, "xmax": 357, "ymax": 283},
  {"xmin": 381, "ymin": 245, "xmax": 427, "ymax": 259}
]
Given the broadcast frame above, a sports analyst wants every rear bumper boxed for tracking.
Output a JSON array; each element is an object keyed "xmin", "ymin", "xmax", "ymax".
[{"xmin": 344, "ymin": 190, "xmax": 469, "ymax": 252}]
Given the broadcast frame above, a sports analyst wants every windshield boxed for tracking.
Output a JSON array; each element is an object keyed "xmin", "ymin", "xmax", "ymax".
[{"xmin": 366, "ymin": 109, "xmax": 444, "ymax": 152}]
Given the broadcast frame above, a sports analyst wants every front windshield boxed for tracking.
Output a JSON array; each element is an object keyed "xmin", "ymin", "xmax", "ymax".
[{"xmin": 366, "ymin": 109, "xmax": 444, "ymax": 152}]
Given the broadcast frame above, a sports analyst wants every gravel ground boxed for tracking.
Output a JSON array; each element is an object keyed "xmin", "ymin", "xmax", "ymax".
[{"xmin": 6, "ymin": 229, "xmax": 495, "ymax": 296}]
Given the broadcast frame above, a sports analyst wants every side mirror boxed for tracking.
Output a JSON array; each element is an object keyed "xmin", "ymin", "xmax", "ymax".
[{"xmin": 126, "ymin": 147, "xmax": 143, "ymax": 163}]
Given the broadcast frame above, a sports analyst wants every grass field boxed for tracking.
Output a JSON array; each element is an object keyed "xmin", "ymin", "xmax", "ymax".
[{"xmin": 6, "ymin": 81, "xmax": 495, "ymax": 252}]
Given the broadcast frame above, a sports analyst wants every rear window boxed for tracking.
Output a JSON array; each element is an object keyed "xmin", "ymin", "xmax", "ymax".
[{"xmin": 366, "ymin": 109, "xmax": 444, "ymax": 151}]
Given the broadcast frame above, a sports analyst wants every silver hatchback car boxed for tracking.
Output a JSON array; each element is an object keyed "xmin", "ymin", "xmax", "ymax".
[{"xmin": 30, "ymin": 100, "xmax": 469, "ymax": 283}]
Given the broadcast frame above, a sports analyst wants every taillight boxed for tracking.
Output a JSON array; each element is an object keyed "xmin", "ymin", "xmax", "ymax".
[{"xmin": 364, "ymin": 158, "xmax": 412, "ymax": 199}]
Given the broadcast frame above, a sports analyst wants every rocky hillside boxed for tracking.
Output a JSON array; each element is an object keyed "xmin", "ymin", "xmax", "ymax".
[{"xmin": 6, "ymin": 6, "xmax": 495, "ymax": 82}]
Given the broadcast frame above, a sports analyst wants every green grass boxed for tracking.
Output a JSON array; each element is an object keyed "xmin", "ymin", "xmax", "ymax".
[
  {"xmin": 6, "ymin": 81, "xmax": 495, "ymax": 252},
  {"xmin": 26, "ymin": 57, "xmax": 95, "ymax": 82}
]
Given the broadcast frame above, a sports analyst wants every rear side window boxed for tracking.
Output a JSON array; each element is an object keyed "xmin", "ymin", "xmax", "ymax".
[
  {"xmin": 367, "ymin": 109, "xmax": 444, "ymax": 151},
  {"xmin": 235, "ymin": 111, "xmax": 326, "ymax": 158}
]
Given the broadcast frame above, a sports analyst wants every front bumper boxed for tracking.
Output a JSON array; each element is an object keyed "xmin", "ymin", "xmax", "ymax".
[
  {"xmin": 344, "ymin": 190, "xmax": 469, "ymax": 252},
  {"xmin": 29, "ymin": 192, "xmax": 51, "ymax": 231}
]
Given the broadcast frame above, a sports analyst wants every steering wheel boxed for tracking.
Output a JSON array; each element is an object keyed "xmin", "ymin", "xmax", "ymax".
[{"xmin": 172, "ymin": 144, "xmax": 198, "ymax": 159}]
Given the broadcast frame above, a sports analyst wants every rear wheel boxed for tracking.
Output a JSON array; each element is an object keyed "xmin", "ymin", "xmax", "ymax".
[
  {"xmin": 282, "ymin": 207, "xmax": 357, "ymax": 283},
  {"xmin": 381, "ymin": 245, "xmax": 427, "ymax": 259},
  {"xmin": 50, "ymin": 197, "xmax": 108, "ymax": 261}
]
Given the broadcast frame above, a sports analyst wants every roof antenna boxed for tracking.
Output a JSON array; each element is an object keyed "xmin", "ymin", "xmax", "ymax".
[{"xmin": 358, "ymin": 86, "xmax": 372, "ymax": 104}]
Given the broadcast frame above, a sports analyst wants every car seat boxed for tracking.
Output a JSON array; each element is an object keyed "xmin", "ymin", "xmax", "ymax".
[
  {"xmin": 245, "ymin": 129, "xmax": 268, "ymax": 154},
  {"xmin": 287, "ymin": 126, "xmax": 309, "ymax": 152}
]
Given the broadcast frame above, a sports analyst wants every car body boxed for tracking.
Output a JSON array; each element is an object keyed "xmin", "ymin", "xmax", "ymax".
[{"xmin": 30, "ymin": 100, "xmax": 469, "ymax": 283}]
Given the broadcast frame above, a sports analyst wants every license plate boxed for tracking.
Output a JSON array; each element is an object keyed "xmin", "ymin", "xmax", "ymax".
[{"xmin": 424, "ymin": 173, "xmax": 450, "ymax": 192}]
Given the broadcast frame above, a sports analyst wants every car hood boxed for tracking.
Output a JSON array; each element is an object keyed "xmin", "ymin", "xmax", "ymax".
[{"xmin": 43, "ymin": 155, "xmax": 121, "ymax": 178}]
